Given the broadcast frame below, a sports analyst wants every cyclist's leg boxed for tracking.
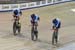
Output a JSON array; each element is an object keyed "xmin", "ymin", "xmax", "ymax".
[
  {"xmin": 35, "ymin": 31, "xmax": 38, "ymax": 40},
  {"xmin": 55, "ymin": 29, "xmax": 58, "ymax": 44},
  {"xmin": 18, "ymin": 22, "xmax": 21, "ymax": 34},
  {"xmin": 13, "ymin": 22, "xmax": 16, "ymax": 35},
  {"xmin": 34, "ymin": 25, "xmax": 38, "ymax": 41},
  {"xmin": 15, "ymin": 18, "xmax": 21, "ymax": 34},
  {"xmin": 35, "ymin": 22, "xmax": 38, "ymax": 40},
  {"xmin": 36, "ymin": 25, "xmax": 38, "ymax": 40},
  {"xmin": 31, "ymin": 26, "xmax": 34, "ymax": 40}
]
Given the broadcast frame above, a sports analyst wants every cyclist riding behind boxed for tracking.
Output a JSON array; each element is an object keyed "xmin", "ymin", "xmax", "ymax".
[
  {"xmin": 30, "ymin": 14, "xmax": 40, "ymax": 41},
  {"xmin": 30, "ymin": 14, "xmax": 40, "ymax": 26}
]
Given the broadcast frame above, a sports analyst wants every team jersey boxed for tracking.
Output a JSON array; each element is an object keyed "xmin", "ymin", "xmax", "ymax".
[
  {"xmin": 52, "ymin": 18, "xmax": 61, "ymax": 28},
  {"xmin": 13, "ymin": 9, "xmax": 22, "ymax": 17},
  {"xmin": 30, "ymin": 14, "xmax": 39, "ymax": 23}
]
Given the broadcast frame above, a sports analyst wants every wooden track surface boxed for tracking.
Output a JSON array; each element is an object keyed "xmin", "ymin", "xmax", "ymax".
[{"xmin": 0, "ymin": 2, "xmax": 75, "ymax": 50}]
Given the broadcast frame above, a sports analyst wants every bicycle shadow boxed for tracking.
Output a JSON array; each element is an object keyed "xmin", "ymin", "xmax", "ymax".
[
  {"xmin": 37, "ymin": 39, "xmax": 51, "ymax": 44},
  {"xmin": 1, "ymin": 31, "xmax": 31, "ymax": 41}
]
